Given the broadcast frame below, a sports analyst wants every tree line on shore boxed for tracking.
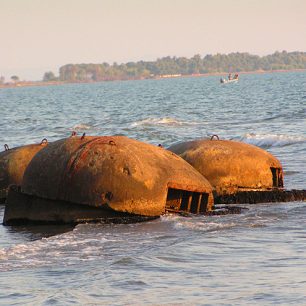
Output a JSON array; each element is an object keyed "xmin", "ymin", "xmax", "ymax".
[{"xmin": 43, "ymin": 51, "xmax": 305, "ymax": 82}]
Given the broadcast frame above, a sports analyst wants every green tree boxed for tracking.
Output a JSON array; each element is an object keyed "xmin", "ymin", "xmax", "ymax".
[
  {"xmin": 11, "ymin": 75, "xmax": 19, "ymax": 82},
  {"xmin": 55, "ymin": 51, "xmax": 306, "ymax": 82},
  {"xmin": 43, "ymin": 71, "xmax": 57, "ymax": 82}
]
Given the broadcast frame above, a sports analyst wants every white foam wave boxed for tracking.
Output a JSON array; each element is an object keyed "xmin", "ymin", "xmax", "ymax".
[
  {"xmin": 131, "ymin": 117, "xmax": 199, "ymax": 127},
  {"xmin": 161, "ymin": 214, "xmax": 237, "ymax": 232},
  {"xmin": 0, "ymin": 226, "xmax": 111, "ymax": 271},
  {"xmin": 239, "ymin": 133, "xmax": 306, "ymax": 148},
  {"xmin": 174, "ymin": 220, "xmax": 237, "ymax": 232},
  {"xmin": 70, "ymin": 123, "xmax": 93, "ymax": 131}
]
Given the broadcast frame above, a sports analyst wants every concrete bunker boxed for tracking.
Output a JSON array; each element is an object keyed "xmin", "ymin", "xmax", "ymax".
[
  {"xmin": 4, "ymin": 136, "xmax": 213, "ymax": 225},
  {"xmin": 0, "ymin": 139, "xmax": 48, "ymax": 203},
  {"xmin": 168, "ymin": 138, "xmax": 284, "ymax": 196}
]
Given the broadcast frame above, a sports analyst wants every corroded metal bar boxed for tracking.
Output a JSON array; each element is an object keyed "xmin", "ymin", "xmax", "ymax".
[
  {"xmin": 187, "ymin": 193, "xmax": 193, "ymax": 212},
  {"xmin": 197, "ymin": 193, "xmax": 203, "ymax": 214}
]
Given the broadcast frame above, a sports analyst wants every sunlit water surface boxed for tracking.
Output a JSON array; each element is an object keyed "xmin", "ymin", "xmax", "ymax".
[{"xmin": 0, "ymin": 71, "xmax": 305, "ymax": 304}]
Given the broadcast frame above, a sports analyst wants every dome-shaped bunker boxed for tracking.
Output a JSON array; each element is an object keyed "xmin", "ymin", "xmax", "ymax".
[
  {"xmin": 0, "ymin": 139, "xmax": 48, "ymax": 202},
  {"xmin": 4, "ymin": 136, "xmax": 213, "ymax": 224},
  {"xmin": 168, "ymin": 138, "xmax": 283, "ymax": 195}
]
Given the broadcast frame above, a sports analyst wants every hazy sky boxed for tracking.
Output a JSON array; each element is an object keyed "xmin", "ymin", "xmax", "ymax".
[{"xmin": 1, "ymin": 0, "xmax": 305, "ymax": 80}]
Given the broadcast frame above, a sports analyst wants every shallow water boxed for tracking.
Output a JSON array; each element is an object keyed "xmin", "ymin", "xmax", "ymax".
[{"xmin": 0, "ymin": 71, "xmax": 305, "ymax": 304}]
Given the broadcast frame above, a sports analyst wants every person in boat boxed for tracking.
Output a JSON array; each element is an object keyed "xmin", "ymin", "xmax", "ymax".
[
  {"xmin": 233, "ymin": 73, "xmax": 239, "ymax": 79},
  {"xmin": 228, "ymin": 73, "xmax": 232, "ymax": 80}
]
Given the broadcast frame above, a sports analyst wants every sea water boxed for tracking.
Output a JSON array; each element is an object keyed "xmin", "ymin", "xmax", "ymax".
[{"xmin": 0, "ymin": 71, "xmax": 305, "ymax": 305}]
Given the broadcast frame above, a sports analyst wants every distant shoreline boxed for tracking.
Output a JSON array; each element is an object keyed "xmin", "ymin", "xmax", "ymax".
[{"xmin": 1, "ymin": 68, "xmax": 305, "ymax": 89}]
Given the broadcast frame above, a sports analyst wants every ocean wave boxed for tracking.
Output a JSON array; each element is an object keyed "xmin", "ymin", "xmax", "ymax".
[
  {"xmin": 238, "ymin": 133, "xmax": 306, "ymax": 148},
  {"xmin": 131, "ymin": 117, "xmax": 199, "ymax": 127},
  {"xmin": 70, "ymin": 123, "xmax": 93, "ymax": 131},
  {"xmin": 284, "ymin": 170, "xmax": 300, "ymax": 176},
  {"xmin": 174, "ymin": 220, "xmax": 237, "ymax": 232},
  {"xmin": 161, "ymin": 214, "xmax": 237, "ymax": 232},
  {"xmin": 0, "ymin": 227, "xmax": 110, "ymax": 271}
]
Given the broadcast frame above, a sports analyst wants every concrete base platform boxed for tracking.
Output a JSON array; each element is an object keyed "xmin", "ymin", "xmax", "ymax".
[
  {"xmin": 3, "ymin": 186, "xmax": 157, "ymax": 225},
  {"xmin": 214, "ymin": 189, "xmax": 306, "ymax": 204},
  {"xmin": 3, "ymin": 186, "xmax": 306, "ymax": 225},
  {"xmin": 0, "ymin": 189, "xmax": 7, "ymax": 204}
]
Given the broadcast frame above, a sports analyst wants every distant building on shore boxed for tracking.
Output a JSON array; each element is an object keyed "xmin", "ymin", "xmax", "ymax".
[{"xmin": 159, "ymin": 74, "xmax": 182, "ymax": 78}]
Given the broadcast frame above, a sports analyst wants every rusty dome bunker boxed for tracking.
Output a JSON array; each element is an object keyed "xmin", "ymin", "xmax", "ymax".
[
  {"xmin": 0, "ymin": 139, "xmax": 48, "ymax": 203},
  {"xmin": 168, "ymin": 137, "xmax": 284, "ymax": 195},
  {"xmin": 3, "ymin": 135, "xmax": 214, "ymax": 225}
]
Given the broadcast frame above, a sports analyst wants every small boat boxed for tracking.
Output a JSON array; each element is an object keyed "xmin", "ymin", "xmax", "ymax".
[
  {"xmin": 220, "ymin": 78, "xmax": 238, "ymax": 84},
  {"xmin": 220, "ymin": 73, "xmax": 239, "ymax": 84}
]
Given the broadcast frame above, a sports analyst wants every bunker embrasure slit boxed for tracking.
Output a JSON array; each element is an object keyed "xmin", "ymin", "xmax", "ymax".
[
  {"xmin": 271, "ymin": 167, "xmax": 283, "ymax": 188},
  {"xmin": 166, "ymin": 188, "xmax": 209, "ymax": 214}
]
